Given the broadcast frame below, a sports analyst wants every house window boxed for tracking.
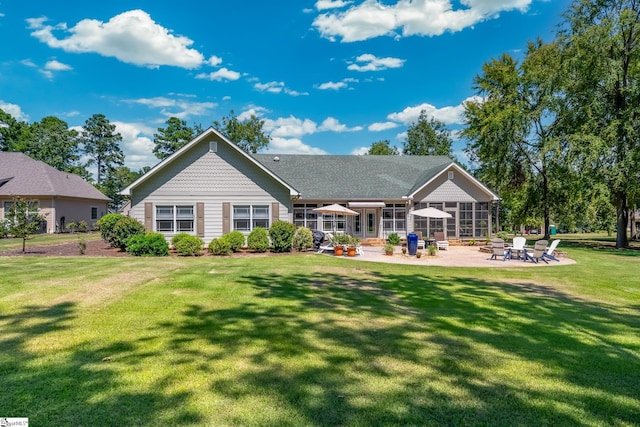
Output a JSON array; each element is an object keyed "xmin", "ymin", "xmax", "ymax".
[
  {"xmin": 293, "ymin": 203, "xmax": 317, "ymax": 228},
  {"xmin": 382, "ymin": 203, "xmax": 406, "ymax": 235},
  {"xmin": 90, "ymin": 207, "xmax": 98, "ymax": 220},
  {"xmin": 156, "ymin": 205, "xmax": 194, "ymax": 233},
  {"xmin": 428, "ymin": 203, "xmax": 444, "ymax": 236},
  {"xmin": 233, "ymin": 205, "xmax": 269, "ymax": 232}
]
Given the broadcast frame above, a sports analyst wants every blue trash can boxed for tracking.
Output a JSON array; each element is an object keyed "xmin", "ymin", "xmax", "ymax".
[{"xmin": 407, "ymin": 232, "xmax": 418, "ymax": 256}]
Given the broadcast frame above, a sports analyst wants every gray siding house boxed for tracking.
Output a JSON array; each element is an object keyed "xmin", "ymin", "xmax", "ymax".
[
  {"xmin": 122, "ymin": 128, "xmax": 499, "ymax": 242},
  {"xmin": 0, "ymin": 152, "xmax": 110, "ymax": 233}
]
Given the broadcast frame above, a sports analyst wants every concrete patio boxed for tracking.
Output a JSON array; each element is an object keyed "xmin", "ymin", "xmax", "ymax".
[{"xmin": 322, "ymin": 244, "xmax": 574, "ymax": 267}]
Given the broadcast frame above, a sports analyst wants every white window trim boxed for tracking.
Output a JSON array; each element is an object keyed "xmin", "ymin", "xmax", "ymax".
[{"xmin": 155, "ymin": 205, "xmax": 195, "ymax": 234}]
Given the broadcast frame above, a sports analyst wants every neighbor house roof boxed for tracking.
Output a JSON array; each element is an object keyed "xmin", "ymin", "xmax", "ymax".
[
  {"xmin": 253, "ymin": 154, "xmax": 458, "ymax": 200},
  {"xmin": 0, "ymin": 152, "xmax": 110, "ymax": 201}
]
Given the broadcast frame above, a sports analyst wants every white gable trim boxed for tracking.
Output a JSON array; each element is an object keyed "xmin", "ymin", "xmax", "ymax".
[
  {"xmin": 121, "ymin": 127, "xmax": 300, "ymax": 197},
  {"xmin": 409, "ymin": 162, "xmax": 499, "ymax": 201}
]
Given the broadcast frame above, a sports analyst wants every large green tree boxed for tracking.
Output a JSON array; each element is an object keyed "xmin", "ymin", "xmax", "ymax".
[
  {"xmin": 0, "ymin": 109, "xmax": 30, "ymax": 152},
  {"xmin": 81, "ymin": 114, "xmax": 124, "ymax": 185},
  {"xmin": 403, "ymin": 111, "xmax": 453, "ymax": 156},
  {"xmin": 558, "ymin": 0, "xmax": 640, "ymax": 248},
  {"xmin": 153, "ymin": 117, "xmax": 201, "ymax": 160},
  {"xmin": 213, "ymin": 110, "xmax": 270, "ymax": 154},
  {"xmin": 27, "ymin": 116, "xmax": 88, "ymax": 177},
  {"xmin": 367, "ymin": 140, "xmax": 399, "ymax": 155},
  {"xmin": 462, "ymin": 41, "xmax": 575, "ymax": 239}
]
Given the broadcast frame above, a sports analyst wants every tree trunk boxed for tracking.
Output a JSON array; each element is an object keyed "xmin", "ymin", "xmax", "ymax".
[
  {"xmin": 22, "ymin": 237, "xmax": 26, "ymax": 253},
  {"xmin": 615, "ymin": 193, "xmax": 629, "ymax": 248}
]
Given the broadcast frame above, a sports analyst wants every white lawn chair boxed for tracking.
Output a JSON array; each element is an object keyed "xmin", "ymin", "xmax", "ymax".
[
  {"xmin": 511, "ymin": 236, "xmax": 527, "ymax": 260},
  {"xmin": 542, "ymin": 239, "xmax": 561, "ymax": 262}
]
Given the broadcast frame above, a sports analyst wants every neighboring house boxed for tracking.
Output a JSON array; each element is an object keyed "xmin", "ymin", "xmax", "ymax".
[
  {"xmin": 0, "ymin": 152, "xmax": 110, "ymax": 233},
  {"xmin": 122, "ymin": 128, "xmax": 499, "ymax": 243}
]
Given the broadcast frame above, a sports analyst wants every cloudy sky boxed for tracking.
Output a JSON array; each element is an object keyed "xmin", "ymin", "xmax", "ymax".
[{"xmin": 0, "ymin": 0, "xmax": 568, "ymax": 171}]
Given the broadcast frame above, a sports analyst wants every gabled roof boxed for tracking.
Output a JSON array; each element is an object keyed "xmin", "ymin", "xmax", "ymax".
[
  {"xmin": 253, "ymin": 154, "xmax": 490, "ymax": 200},
  {"xmin": 0, "ymin": 152, "xmax": 110, "ymax": 201},
  {"xmin": 121, "ymin": 127, "xmax": 300, "ymax": 197}
]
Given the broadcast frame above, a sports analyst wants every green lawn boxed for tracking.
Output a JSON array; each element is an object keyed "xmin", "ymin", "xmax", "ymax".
[
  {"xmin": 0, "ymin": 235, "xmax": 639, "ymax": 426},
  {"xmin": 0, "ymin": 231, "xmax": 102, "ymax": 251}
]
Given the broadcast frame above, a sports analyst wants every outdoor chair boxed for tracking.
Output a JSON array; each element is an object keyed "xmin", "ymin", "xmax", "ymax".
[
  {"xmin": 433, "ymin": 231, "xmax": 449, "ymax": 250},
  {"xmin": 511, "ymin": 236, "xmax": 527, "ymax": 260},
  {"xmin": 542, "ymin": 239, "xmax": 561, "ymax": 262},
  {"xmin": 415, "ymin": 230, "xmax": 426, "ymax": 250},
  {"xmin": 490, "ymin": 238, "xmax": 508, "ymax": 261},
  {"xmin": 526, "ymin": 239, "xmax": 549, "ymax": 263},
  {"xmin": 317, "ymin": 232, "xmax": 335, "ymax": 254}
]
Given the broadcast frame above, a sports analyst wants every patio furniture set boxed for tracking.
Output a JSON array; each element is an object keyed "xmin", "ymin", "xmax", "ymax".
[{"xmin": 491, "ymin": 238, "xmax": 561, "ymax": 263}]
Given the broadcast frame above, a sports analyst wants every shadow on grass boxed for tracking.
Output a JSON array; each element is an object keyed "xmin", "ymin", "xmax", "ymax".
[
  {"xmin": 0, "ymin": 302, "xmax": 201, "ymax": 426},
  {"xmin": 162, "ymin": 269, "xmax": 640, "ymax": 425},
  {"xmin": 2, "ymin": 262, "xmax": 639, "ymax": 425}
]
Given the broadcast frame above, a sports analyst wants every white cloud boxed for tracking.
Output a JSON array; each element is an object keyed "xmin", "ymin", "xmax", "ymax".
[
  {"xmin": 45, "ymin": 59, "xmax": 72, "ymax": 71},
  {"xmin": 254, "ymin": 81, "xmax": 308, "ymax": 96},
  {"xmin": 351, "ymin": 146, "xmax": 370, "ymax": 155},
  {"xmin": 27, "ymin": 10, "xmax": 205, "ymax": 68},
  {"xmin": 368, "ymin": 121, "xmax": 399, "ymax": 131},
  {"xmin": 21, "ymin": 59, "xmax": 37, "ymax": 67},
  {"xmin": 317, "ymin": 81, "xmax": 348, "ymax": 90},
  {"xmin": 113, "ymin": 121, "xmax": 156, "ymax": 170},
  {"xmin": 387, "ymin": 96, "xmax": 480, "ymax": 125},
  {"xmin": 265, "ymin": 137, "xmax": 328, "ymax": 154},
  {"xmin": 207, "ymin": 55, "xmax": 223, "ymax": 66},
  {"xmin": 313, "ymin": 0, "xmax": 532, "ymax": 42},
  {"xmin": 0, "ymin": 101, "xmax": 29, "ymax": 122},
  {"xmin": 195, "ymin": 67, "xmax": 241, "ymax": 81},
  {"xmin": 319, "ymin": 117, "xmax": 362, "ymax": 132},
  {"xmin": 347, "ymin": 53, "xmax": 405, "ymax": 72},
  {"xmin": 127, "ymin": 96, "xmax": 217, "ymax": 119},
  {"xmin": 316, "ymin": 0, "xmax": 352, "ymax": 11},
  {"xmin": 264, "ymin": 116, "xmax": 318, "ymax": 138},
  {"xmin": 237, "ymin": 107, "xmax": 269, "ymax": 121},
  {"xmin": 255, "ymin": 81, "xmax": 285, "ymax": 93}
]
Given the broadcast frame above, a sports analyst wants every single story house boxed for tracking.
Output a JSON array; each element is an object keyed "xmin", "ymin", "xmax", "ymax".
[
  {"xmin": 0, "ymin": 152, "xmax": 110, "ymax": 233},
  {"xmin": 121, "ymin": 128, "xmax": 499, "ymax": 243}
]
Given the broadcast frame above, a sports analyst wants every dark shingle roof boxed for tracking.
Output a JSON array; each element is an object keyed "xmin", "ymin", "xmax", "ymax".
[
  {"xmin": 0, "ymin": 152, "xmax": 110, "ymax": 201},
  {"xmin": 253, "ymin": 154, "xmax": 453, "ymax": 199}
]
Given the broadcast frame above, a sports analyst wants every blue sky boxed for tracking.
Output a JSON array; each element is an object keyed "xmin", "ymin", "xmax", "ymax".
[{"xmin": 1, "ymin": 0, "xmax": 569, "ymax": 171}]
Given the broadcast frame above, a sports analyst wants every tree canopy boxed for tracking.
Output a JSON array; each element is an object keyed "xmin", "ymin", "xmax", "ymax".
[
  {"xmin": 403, "ymin": 111, "xmax": 453, "ymax": 156},
  {"xmin": 81, "ymin": 114, "xmax": 124, "ymax": 186},
  {"xmin": 153, "ymin": 117, "xmax": 201, "ymax": 160},
  {"xmin": 213, "ymin": 110, "xmax": 270, "ymax": 154},
  {"xmin": 367, "ymin": 140, "xmax": 399, "ymax": 155}
]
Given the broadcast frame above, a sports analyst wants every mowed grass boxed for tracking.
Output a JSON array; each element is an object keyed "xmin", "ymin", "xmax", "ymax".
[
  {"xmin": 0, "ymin": 231, "xmax": 102, "ymax": 251},
  {"xmin": 0, "ymin": 236, "xmax": 639, "ymax": 426}
]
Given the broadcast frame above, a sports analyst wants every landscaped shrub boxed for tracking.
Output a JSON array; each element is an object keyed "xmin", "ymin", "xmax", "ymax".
[
  {"xmin": 174, "ymin": 234, "xmax": 204, "ymax": 256},
  {"xmin": 171, "ymin": 232, "xmax": 191, "ymax": 248},
  {"xmin": 269, "ymin": 220, "xmax": 296, "ymax": 252},
  {"xmin": 225, "ymin": 230, "xmax": 245, "ymax": 252},
  {"xmin": 0, "ymin": 219, "xmax": 10, "ymax": 238},
  {"xmin": 77, "ymin": 220, "xmax": 88, "ymax": 232},
  {"xmin": 247, "ymin": 227, "xmax": 269, "ymax": 252},
  {"xmin": 208, "ymin": 237, "xmax": 231, "ymax": 255},
  {"xmin": 112, "ymin": 217, "xmax": 146, "ymax": 251},
  {"xmin": 96, "ymin": 213, "xmax": 124, "ymax": 247},
  {"xmin": 292, "ymin": 227, "xmax": 313, "ymax": 251},
  {"xmin": 387, "ymin": 232, "xmax": 401, "ymax": 245},
  {"xmin": 126, "ymin": 232, "xmax": 169, "ymax": 256}
]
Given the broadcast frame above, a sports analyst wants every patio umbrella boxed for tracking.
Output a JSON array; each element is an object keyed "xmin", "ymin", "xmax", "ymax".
[
  {"xmin": 313, "ymin": 204, "xmax": 359, "ymax": 234},
  {"xmin": 409, "ymin": 207, "xmax": 452, "ymax": 219}
]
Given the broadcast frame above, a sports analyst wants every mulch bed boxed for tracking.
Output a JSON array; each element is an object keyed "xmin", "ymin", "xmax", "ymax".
[{"xmin": 0, "ymin": 239, "xmax": 130, "ymax": 257}]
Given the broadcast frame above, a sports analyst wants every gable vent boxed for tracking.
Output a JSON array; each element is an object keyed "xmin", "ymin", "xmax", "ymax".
[
  {"xmin": 448, "ymin": 171, "xmax": 454, "ymax": 180},
  {"xmin": 209, "ymin": 141, "xmax": 218, "ymax": 153}
]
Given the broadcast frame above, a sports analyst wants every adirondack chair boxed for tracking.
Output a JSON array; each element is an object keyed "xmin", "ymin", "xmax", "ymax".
[
  {"xmin": 490, "ymin": 238, "xmax": 508, "ymax": 261},
  {"xmin": 526, "ymin": 240, "xmax": 549, "ymax": 263},
  {"xmin": 542, "ymin": 239, "xmax": 561, "ymax": 262}
]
